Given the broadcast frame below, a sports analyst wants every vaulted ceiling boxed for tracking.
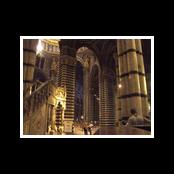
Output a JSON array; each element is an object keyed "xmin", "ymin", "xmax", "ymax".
[
  {"xmin": 58, "ymin": 39, "xmax": 150, "ymax": 73},
  {"xmin": 59, "ymin": 39, "xmax": 116, "ymax": 58}
]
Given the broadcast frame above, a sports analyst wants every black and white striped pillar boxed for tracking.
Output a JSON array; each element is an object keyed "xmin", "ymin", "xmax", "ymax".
[
  {"xmin": 117, "ymin": 40, "xmax": 131, "ymax": 120},
  {"xmin": 117, "ymin": 39, "xmax": 143, "ymax": 119},
  {"xmin": 135, "ymin": 39, "xmax": 149, "ymax": 117},
  {"xmin": 100, "ymin": 68, "xmax": 116, "ymax": 126},
  {"xmin": 59, "ymin": 54, "xmax": 76, "ymax": 129}
]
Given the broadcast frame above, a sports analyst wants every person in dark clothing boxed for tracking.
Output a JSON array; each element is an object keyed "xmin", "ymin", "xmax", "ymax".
[
  {"xmin": 126, "ymin": 108, "xmax": 144, "ymax": 126},
  {"xmin": 84, "ymin": 127, "xmax": 88, "ymax": 135},
  {"xmin": 88, "ymin": 127, "xmax": 92, "ymax": 135},
  {"xmin": 88, "ymin": 122, "xmax": 93, "ymax": 135}
]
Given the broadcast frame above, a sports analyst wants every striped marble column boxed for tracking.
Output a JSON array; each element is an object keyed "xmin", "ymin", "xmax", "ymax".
[
  {"xmin": 99, "ymin": 76, "xmax": 104, "ymax": 124},
  {"xmin": 100, "ymin": 69, "xmax": 116, "ymax": 126},
  {"xmin": 135, "ymin": 39, "xmax": 149, "ymax": 117},
  {"xmin": 88, "ymin": 65, "xmax": 99, "ymax": 123},
  {"xmin": 83, "ymin": 66, "xmax": 89, "ymax": 121},
  {"xmin": 88, "ymin": 87, "xmax": 94, "ymax": 122},
  {"xmin": 117, "ymin": 39, "xmax": 143, "ymax": 118},
  {"xmin": 115, "ymin": 61, "xmax": 120, "ymax": 124},
  {"xmin": 56, "ymin": 55, "xmax": 60, "ymax": 87},
  {"xmin": 126, "ymin": 39, "xmax": 143, "ymax": 117},
  {"xmin": 23, "ymin": 39, "xmax": 38, "ymax": 97},
  {"xmin": 117, "ymin": 40, "xmax": 131, "ymax": 120},
  {"xmin": 59, "ymin": 55, "xmax": 76, "ymax": 126}
]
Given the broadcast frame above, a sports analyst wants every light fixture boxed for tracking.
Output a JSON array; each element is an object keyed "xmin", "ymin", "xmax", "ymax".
[
  {"xmin": 29, "ymin": 86, "xmax": 32, "ymax": 95},
  {"xmin": 148, "ymin": 103, "xmax": 151, "ymax": 111},
  {"xmin": 96, "ymin": 97, "xmax": 100, "ymax": 101},
  {"xmin": 118, "ymin": 84, "xmax": 122, "ymax": 88},
  {"xmin": 36, "ymin": 40, "xmax": 43, "ymax": 54}
]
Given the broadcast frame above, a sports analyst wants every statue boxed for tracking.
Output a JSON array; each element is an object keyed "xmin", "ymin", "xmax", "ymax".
[
  {"xmin": 55, "ymin": 102, "xmax": 64, "ymax": 134},
  {"xmin": 48, "ymin": 125, "xmax": 52, "ymax": 134}
]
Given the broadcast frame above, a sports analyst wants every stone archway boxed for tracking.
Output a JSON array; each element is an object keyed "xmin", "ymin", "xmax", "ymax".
[{"xmin": 75, "ymin": 47, "xmax": 101, "ymax": 124}]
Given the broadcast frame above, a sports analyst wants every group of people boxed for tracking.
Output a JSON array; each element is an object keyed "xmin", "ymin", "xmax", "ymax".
[
  {"xmin": 71, "ymin": 119, "xmax": 94, "ymax": 135},
  {"xmin": 48, "ymin": 109, "xmax": 144, "ymax": 135},
  {"xmin": 83, "ymin": 122, "xmax": 93, "ymax": 135}
]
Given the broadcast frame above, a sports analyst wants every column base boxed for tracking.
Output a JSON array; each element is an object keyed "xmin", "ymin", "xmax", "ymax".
[{"xmin": 64, "ymin": 119, "xmax": 74, "ymax": 133}]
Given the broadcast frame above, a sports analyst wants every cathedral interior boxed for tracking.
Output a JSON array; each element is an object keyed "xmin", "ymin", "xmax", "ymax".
[{"xmin": 23, "ymin": 38, "xmax": 151, "ymax": 136}]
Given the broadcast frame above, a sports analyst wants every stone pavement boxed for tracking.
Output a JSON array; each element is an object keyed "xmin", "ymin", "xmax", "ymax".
[{"xmin": 94, "ymin": 126, "xmax": 151, "ymax": 135}]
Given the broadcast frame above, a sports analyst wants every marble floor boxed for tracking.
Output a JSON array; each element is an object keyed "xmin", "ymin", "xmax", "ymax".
[{"xmin": 94, "ymin": 126, "xmax": 151, "ymax": 135}]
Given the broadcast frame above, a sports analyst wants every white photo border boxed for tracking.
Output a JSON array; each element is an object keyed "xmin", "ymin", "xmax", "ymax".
[{"xmin": 20, "ymin": 36, "xmax": 154, "ymax": 138}]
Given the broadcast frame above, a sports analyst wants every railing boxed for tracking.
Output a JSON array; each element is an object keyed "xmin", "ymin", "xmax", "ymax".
[
  {"xmin": 23, "ymin": 79, "xmax": 66, "ymax": 135},
  {"xmin": 24, "ymin": 80, "xmax": 52, "ymax": 121}
]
